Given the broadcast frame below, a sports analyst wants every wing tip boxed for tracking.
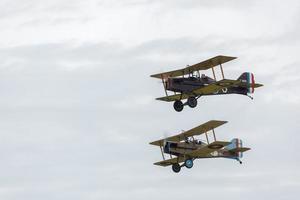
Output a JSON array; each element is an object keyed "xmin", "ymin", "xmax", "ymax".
[
  {"xmin": 149, "ymin": 141, "xmax": 157, "ymax": 146},
  {"xmin": 209, "ymin": 119, "xmax": 228, "ymax": 124},
  {"xmin": 155, "ymin": 97, "xmax": 169, "ymax": 101},
  {"xmin": 216, "ymin": 55, "xmax": 237, "ymax": 59},
  {"xmin": 149, "ymin": 140, "xmax": 163, "ymax": 146},
  {"xmin": 150, "ymin": 74, "xmax": 160, "ymax": 78}
]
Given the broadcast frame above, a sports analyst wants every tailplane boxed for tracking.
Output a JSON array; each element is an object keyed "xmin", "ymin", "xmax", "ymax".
[{"xmin": 225, "ymin": 138, "xmax": 250, "ymax": 158}]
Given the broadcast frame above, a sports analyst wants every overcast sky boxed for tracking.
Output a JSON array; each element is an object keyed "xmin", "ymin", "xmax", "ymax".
[{"xmin": 0, "ymin": 0, "xmax": 300, "ymax": 199}]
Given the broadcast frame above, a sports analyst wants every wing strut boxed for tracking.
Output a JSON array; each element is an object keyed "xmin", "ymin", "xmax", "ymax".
[
  {"xmin": 159, "ymin": 145, "xmax": 165, "ymax": 161},
  {"xmin": 211, "ymin": 66, "xmax": 216, "ymax": 80},
  {"xmin": 160, "ymin": 75, "xmax": 168, "ymax": 97},
  {"xmin": 197, "ymin": 70, "xmax": 200, "ymax": 77},
  {"xmin": 220, "ymin": 63, "xmax": 225, "ymax": 79},
  {"xmin": 212, "ymin": 129, "xmax": 217, "ymax": 142},
  {"xmin": 205, "ymin": 132, "xmax": 209, "ymax": 144}
]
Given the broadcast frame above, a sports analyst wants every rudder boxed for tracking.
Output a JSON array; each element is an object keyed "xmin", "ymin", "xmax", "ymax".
[{"xmin": 237, "ymin": 72, "xmax": 255, "ymax": 93}]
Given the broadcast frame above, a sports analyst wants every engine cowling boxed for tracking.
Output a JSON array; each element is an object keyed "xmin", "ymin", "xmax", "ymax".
[{"xmin": 163, "ymin": 141, "xmax": 177, "ymax": 154}]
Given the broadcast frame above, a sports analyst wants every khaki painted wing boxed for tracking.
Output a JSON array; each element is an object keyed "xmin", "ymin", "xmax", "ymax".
[
  {"xmin": 156, "ymin": 93, "xmax": 189, "ymax": 102},
  {"xmin": 192, "ymin": 79, "xmax": 239, "ymax": 95},
  {"xmin": 154, "ymin": 156, "xmax": 185, "ymax": 167},
  {"xmin": 149, "ymin": 120, "xmax": 227, "ymax": 146},
  {"xmin": 150, "ymin": 55, "xmax": 237, "ymax": 79},
  {"xmin": 187, "ymin": 55, "xmax": 236, "ymax": 72},
  {"xmin": 187, "ymin": 141, "xmax": 231, "ymax": 157},
  {"xmin": 149, "ymin": 139, "xmax": 165, "ymax": 147}
]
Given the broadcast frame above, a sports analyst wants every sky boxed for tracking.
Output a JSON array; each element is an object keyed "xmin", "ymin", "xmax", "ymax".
[{"xmin": 0, "ymin": 0, "xmax": 300, "ymax": 199}]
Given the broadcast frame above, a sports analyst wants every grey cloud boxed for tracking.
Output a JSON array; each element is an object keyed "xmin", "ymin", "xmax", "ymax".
[{"xmin": 0, "ymin": 37, "xmax": 299, "ymax": 200}]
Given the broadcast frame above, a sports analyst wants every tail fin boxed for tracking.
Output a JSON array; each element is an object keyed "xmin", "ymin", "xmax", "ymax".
[
  {"xmin": 237, "ymin": 72, "xmax": 255, "ymax": 94},
  {"xmin": 226, "ymin": 138, "xmax": 244, "ymax": 158}
]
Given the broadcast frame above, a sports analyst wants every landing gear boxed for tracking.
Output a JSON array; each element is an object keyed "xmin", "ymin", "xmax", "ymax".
[
  {"xmin": 171, "ymin": 160, "xmax": 195, "ymax": 172},
  {"xmin": 187, "ymin": 96, "xmax": 197, "ymax": 108},
  {"xmin": 236, "ymin": 158, "xmax": 242, "ymax": 164},
  {"xmin": 173, "ymin": 96, "xmax": 199, "ymax": 112},
  {"xmin": 246, "ymin": 95, "xmax": 253, "ymax": 100},
  {"xmin": 173, "ymin": 100, "xmax": 183, "ymax": 112},
  {"xmin": 184, "ymin": 159, "xmax": 194, "ymax": 169},
  {"xmin": 172, "ymin": 163, "xmax": 181, "ymax": 173}
]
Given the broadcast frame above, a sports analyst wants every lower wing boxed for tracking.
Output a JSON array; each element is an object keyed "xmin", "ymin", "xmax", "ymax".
[{"xmin": 154, "ymin": 156, "xmax": 185, "ymax": 167}]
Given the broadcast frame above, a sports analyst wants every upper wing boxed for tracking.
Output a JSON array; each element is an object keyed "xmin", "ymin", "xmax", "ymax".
[
  {"xmin": 150, "ymin": 55, "xmax": 237, "ymax": 79},
  {"xmin": 187, "ymin": 141, "xmax": 231, "ymax": 157},
  {"xmin": 153, "ymin": 156, "xmax": 185, "ymax": 167},
  {"xmin": 149, "ymin": 120, "xmax": 227, "ymax": 146},
  {"xmin": 187, "ymin": 55, "xmax": 237, "ymax": 72}
]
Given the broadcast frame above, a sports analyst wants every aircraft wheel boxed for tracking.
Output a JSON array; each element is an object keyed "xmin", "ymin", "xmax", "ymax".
[
  {"xmin": 172, "ymin": 163, "xmax": 181, "ymax": 173},
  {"xmin": 173, "ymin": 100, "xmax": 184, "ymax": 112},
  {"xmin": 184, "ymin": 159, "xmax": 193, "ymax": 169},
  {"xmin": 187, "ymin": 97, "xmax": 197, "ymax": 108}
]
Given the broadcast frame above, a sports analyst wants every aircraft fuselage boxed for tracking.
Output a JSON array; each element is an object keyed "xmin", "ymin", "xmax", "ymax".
[
  {"xmin": 164, "ymin": 140, "xmax": 242, "ymax": 159},
  {"xmin": 166, "ymin": 76, "xmax": 248, "ymax": 96}
]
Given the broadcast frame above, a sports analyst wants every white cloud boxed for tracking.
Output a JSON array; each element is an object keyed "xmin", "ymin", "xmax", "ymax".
[{"xmin": 0, "ymin": 0, "xmax": 300, "ymax": 200}]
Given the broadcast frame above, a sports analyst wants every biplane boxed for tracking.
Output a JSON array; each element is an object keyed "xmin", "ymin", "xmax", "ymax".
[
  {"xmin": 149, "ymin": 120, "xmax": 250, "ymax": 173},
  {"xmin": 150, "ymin": 55, "xmax": 263, "ymax": 112}
]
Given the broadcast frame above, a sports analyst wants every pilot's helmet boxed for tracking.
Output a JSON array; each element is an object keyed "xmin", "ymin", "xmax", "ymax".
[{"xmin": 201, "ymin": 74, "xmax": 206, "ymax": 78}]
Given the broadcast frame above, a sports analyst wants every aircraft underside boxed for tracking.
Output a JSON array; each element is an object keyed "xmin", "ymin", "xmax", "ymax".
[
  {"xmin": 169, "ymin": 86, "xmax": 249, "ymax": 112},
  {"xmin": 170, "ymin": 155, "xmax": 243, "ymax": 173}
]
